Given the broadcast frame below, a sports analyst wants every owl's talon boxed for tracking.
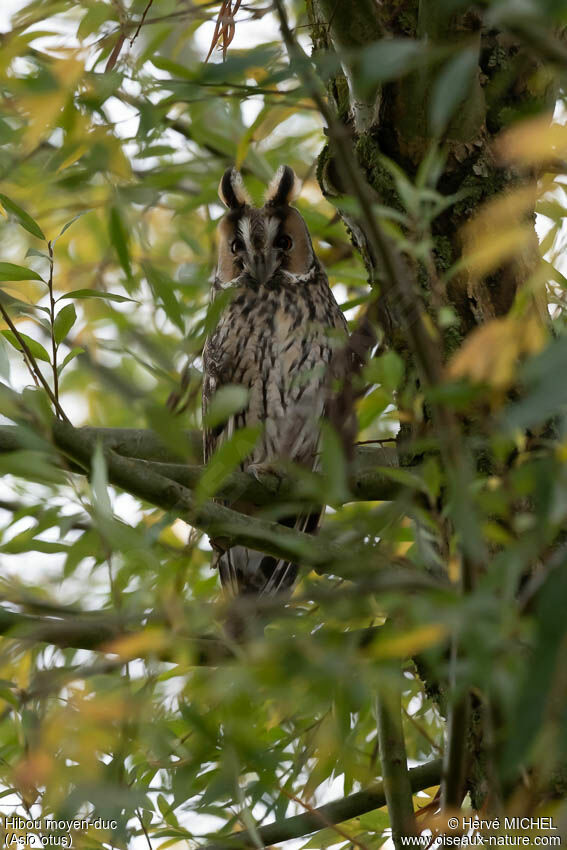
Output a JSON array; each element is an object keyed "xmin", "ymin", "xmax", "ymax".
[
  {"xmin": 211, "ymin": 536, "xmax": 230, "ymax": 555},
  {"xmin": 247, "ymin": 463, "xmax": 283, "ymax": 494}
]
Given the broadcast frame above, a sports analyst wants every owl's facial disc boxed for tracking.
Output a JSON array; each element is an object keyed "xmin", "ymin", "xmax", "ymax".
[
  {"xmin": 216, "ymin": 166, "xmax": 314, "ymax": 284},
  {"xmin": 217, "ymin": 209, "xmax": 312, "ymax": 284}
]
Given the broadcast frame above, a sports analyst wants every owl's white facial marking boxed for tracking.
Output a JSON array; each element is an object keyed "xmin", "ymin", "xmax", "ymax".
[
  {"xmin": 238, "ymin": 216, "xmax": 253, "ymax": 256},
  {"xmin": 265, "ymin": 216, "xmax": 280, "ymax": 250},
  {"xmin": 232, "ymin": 213, "xmax": 282, "ymax": 283}
]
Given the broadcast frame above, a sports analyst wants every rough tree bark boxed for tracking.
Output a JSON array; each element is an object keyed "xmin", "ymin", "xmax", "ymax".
[
  {"xmin": 304, "ymin": 0, "xmax": 562, "ymax": 814},
  {"xmin": 307, "ymin": 1, "xmax": 553, "ymax": 346}
]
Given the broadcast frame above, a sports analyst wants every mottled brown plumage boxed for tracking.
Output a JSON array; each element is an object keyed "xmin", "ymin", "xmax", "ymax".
[{"xmin": 203, "ymin": 165, "xmax": 348, "ymax": 597}]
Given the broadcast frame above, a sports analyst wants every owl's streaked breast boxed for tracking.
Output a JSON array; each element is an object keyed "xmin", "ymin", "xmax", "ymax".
[{"xmin": 204, "ymin": 268, "xmax": 345, "ymax": 465}]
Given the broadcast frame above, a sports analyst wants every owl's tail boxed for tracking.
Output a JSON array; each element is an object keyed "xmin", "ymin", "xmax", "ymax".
[
  {"xmin": 217, "ymin": 546, "xmax": 298, "ymax": 640},
  {"xmin": 215, "ymin": 512, "xmax": 320, "ymax": 637},
  {"xmin": 218, "ymin": 545, "xmax": 299, "ymax": 597}
]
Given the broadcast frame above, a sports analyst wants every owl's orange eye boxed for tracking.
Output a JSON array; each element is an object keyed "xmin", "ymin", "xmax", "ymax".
[
  {"xmin": 231, "ymin": 238, "xmax": 245, "ymax": 254},
  {"xmin": 275, "ymin": 234, "xmax": 292, "ymax": 251}
]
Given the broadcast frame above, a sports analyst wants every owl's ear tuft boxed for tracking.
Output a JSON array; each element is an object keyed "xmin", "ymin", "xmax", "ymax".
[
  {"xmin": 265, "ymin": 165, "xmax": 300, "ymax": 206},
  {"xmin": 218, "ymin": 167, "xmax": 251, "ymax": 209}
]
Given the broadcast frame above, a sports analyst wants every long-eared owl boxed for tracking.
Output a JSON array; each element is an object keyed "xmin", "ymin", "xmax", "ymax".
[{"xmin": 202, "ymin": 165, "xmax": 348, "ymax": 597}]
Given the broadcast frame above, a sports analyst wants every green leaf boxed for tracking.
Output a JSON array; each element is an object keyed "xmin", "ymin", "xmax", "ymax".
[
  {"xmin": 430, "ymin": 47, "xmax": 479, "ymax": 135},
  {"xmin": 25, "ymin": 248, "xmax": 50, "ymax": 261},
  {"xmin": 108, "ymin": 205, "xmax": 132, "ymax": 279},
  {"xmin": 0, "ymin": 335, "xmax": 10, "ymax": 381},
  {"xmin": 0, "ymin": 451, "xmax": 64, "ymax": 485},
  {"xmin": 57, "ymin": 289, "xmax": 137, "ymax": 303},
  {"xmin": 301, "ymin": 826, "xmax": 351, "ymax": 849},
  {"xmin": 1, "ymin": 330, "xmax": 50, "ymax": 362},
  {"xmin": 150, "ymin": 56, "xmax": 194, "ymax": 80},
  {"xmin": 0, "ymin": 194, "xmax": 46, "ymax": 240},
  {"xmin": 359, "ymin": 809, "xmax": 390, "ymax": 835},
  {"xmin": 54, "ymin": 209, "xmax": 93, "ymax": 243},
  {"xmin": 357, "ymin": 387, "xmax": 391, "ymax": 431},
  {"xmin": 64, "ymin": 529, "xmax": 101, "ymax": 577},
  {"xmin": 78, "ymin": 2, "xmax": 114, "ymax": 40},
  {"xmin": 196, "ymin": 426, "xmax": 261, "ymax": 503},
  {"xmin": 377, "ymin": 466, "xmax": 430, "ymax": 494},
  {"xmin": 502, "ymin": 563, "xmax": 567, "ymax": 778},
  {"xmin": 365, "ymin": 351, "xmax": 405, "ymax": 394},
  {"xmin": 53, "ymin": 303, "xmax": 77, "ymax": 345},
  {"xmin": 203, "ymin": 385, "xmax": 249, "ymax": 430},
  {"xmin": 359, "ymin": 39, "xmax": 425, "ymax": 88},
  {"xmin": 0, "ymin": 262, "xmax": 44, "ymax": 283},
  {"xmin": 503, "ymin": 337, "xmax": 567, "ymax": 431},
  {"xmin": 143, "ymin": 263, "xmax": 184, "ymax": 332},
  {"xmin": 1, "ymin": 536, "xmax": 69, "ymax": 555},
  {"xmin": 57, "ymin": 346, "xmax": 84, "ymax": 375},
  {"xmin": 319, "ymin": 423, "xmax": 350, "ymax": 505},
  {"xmin": 381, "ymin": 351, "xmax": 404, "ymax": 392}
]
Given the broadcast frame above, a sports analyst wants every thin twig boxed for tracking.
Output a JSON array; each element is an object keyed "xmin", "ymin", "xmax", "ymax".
[
  {"xmin": 0, "ymin": 304, "xmax": 70, "ymax": 422},
  {"xmin": 105, "ymin": 31, "xmax": 126, "ymax": 72},
  {"xmin": 130, "ymin": 0, "xmax": 155, "ymax": 45},
  {"xmin": 46, "ymin": 240, "xmax": 60, "ymax": 415},
  {"xmin": 136, "ymin": 808, "xmax": 153, "ymax": 850},
  {"xmin": 403, "ymin": 706, "xmax": 442, "ymax": 753}
]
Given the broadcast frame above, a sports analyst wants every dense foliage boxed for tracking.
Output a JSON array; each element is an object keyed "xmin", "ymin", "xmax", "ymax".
[{"xmin": 1, "ymin": 1, "xmax": 567, "ymax": 848}]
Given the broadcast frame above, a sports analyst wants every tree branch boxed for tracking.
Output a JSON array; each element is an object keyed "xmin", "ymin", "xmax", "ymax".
[
  {"xmin": 0, "ymin": 604, "xmax": 450, "ymax": 664},
  {"xmin": 0, "ymin": 605, "xmax": 135, "ymax": 650},
  {"xmin": 50, "ymin": 420, "xmax": 371, "ymax": 576},
  {"xmin": 375, "ymin": 655, "xmax": 417, "ymax": 847},
  {"xmin": 203, "ymin": 759, "xmax": 442, "ymax": 849},
  {"xmin": 0, "ymin": 423, "xmax": 400, "ymax": 504}
]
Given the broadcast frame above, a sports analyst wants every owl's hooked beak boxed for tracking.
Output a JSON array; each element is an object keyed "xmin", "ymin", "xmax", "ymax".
[
  {"xmin": 250, "ymin": 255, "xmax": 267, "ymax": 283},
  {"xmin": 245, "ymin": 251, "xmax": 279, "ymax": 285}
]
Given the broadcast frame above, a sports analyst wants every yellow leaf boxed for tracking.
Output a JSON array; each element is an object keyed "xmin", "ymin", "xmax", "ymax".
[
  {"xmin": 107, "ymin": 138, "xmax": 133, "ymax": 179},
  {"xmin": 374, "ymin": 624, "xmax": 448, "ymax": 658},
  {"xmin": 253, "ymin": 105, "xmax": 296, "ymax": 142},
  {"xmin": 247, "ymin": 66, "xmax": 270, "ymax": 83},
  {"xmin": 448, "ymin": 315, "xmax": 546, "ymax": 389},
  {"xmin": 13, "ymin": 750, "xmax": 53, "ymax": 805},
  {"xmin": 463, "ymin": 224, "xmax": 534, "ymax": 278},
  {"xmin": 69, "ymin": 693, "xmax": 132, "ymax": 723},
  {"xmin": 448, "ymin": 557, "xmax": 460, "ymax": 584},
  {"xmin": 236, "ymin": 104, "xmax": 295, "ymax": 168},
  {"xmin": 102, "ymin": 627, "xmax": 169, "ymax": 659},
  {"xmin": 496, "ymin": 113, "xmax": 567, "ymax": 166},
  {"xmin": 0, "ymin": 201, "xmax": 7, "ymax": 219},
  {"xmin": 20, "ymin": 90, "xmax": 68, "ymax": 153},
  {"xmin": 56, "ymin": 143, "xmax": 89, "ymax": 173},
  {"xmin": 266, "ymin": 703, "xmax": 284, "ymax": 730},
  {"xmin": 51, "ymin": 54, "xmax": 85, "ymax": 88},
  {"xmin": 18, "ymin": 55, "xmax": 85, "ymax": 153},
  {"xmin": 461, "ymin": 185, "xmax": 537, "ymax": 278},
  {"xmin": 421, "ymin": 311, "xmax": 439, "ymax": 341}
]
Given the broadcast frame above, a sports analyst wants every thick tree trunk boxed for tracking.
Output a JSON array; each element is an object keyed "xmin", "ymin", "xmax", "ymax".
[
  {"xmin": 305, "ymin": 0, "xmax": 559, "ymax": 811},
  {"xmin": 306, "ymin": 0, "xmax": 552, "ymax": 357}
]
